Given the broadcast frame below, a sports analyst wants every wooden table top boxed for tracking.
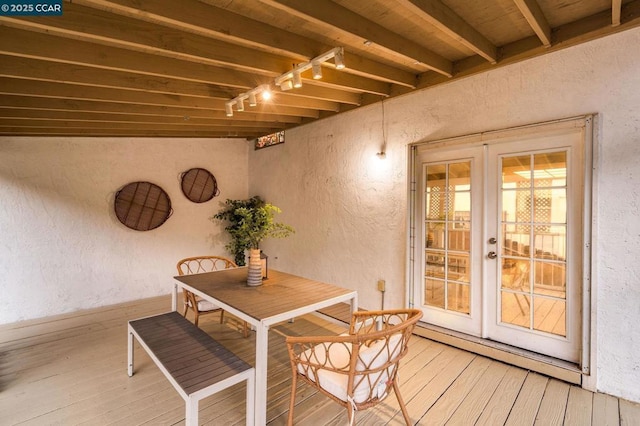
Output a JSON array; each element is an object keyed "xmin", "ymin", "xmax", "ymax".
[{"xmin": 174, "ymin": 268, "xmax": 356, "ymax": 322}]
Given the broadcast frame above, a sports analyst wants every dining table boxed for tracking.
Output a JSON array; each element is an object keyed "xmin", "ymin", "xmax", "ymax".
[{"xmin": 172, "ymin": 267, "xmax": 358, "ymax": 426}]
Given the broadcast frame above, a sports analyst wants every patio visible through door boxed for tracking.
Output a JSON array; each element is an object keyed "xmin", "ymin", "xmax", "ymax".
[{"xmin": 411, "ymin": 117, "xmax": 590, "ymax": 363}]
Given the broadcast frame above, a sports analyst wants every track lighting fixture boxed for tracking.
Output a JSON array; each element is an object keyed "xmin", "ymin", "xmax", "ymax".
[{"xmin": 225, "ymin": 47, "xmax": 345, "ymax": 115}]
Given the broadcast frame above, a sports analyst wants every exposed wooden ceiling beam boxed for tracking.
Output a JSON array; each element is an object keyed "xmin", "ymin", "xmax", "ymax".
[
  {"xmin": 73, "ymin": 0, "xmax": 417, "ymax": 87},
  {"xmin": 513, "ymin": 0, "xmax": 553, "ymax": 47},
  {"xmin": 0, "ymin": 94, "xmax": 303, "ymax": 123},
  {"xmin": 0, "ymin": 127, "xmax": 260, "ymax": 137},
  {"xmin": 612, "ymin": 0, "xmax": 622, "ymax": 26},
  {"xmin": 0, "ymin": 118, "xmax": 282, "ymax": 133},
  {"xmin": 396, "ymin": 0, "xmax": 497, "ymax": 63},
  {"xmin": 258, "ymin": 0, "xmax": 453, "ymax": 77},
  {"xmin": 0, "ymin": 109, "xmax": 288, "ymax": 128}
]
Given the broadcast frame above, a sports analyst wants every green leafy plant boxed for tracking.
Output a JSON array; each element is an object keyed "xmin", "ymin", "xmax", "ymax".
[{"xmin": 212, "ymin": 196, "xmax": 294, "ymax": 266}]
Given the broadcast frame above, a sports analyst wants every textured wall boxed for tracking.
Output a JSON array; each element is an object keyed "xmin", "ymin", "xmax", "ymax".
[
  {"xmin": 249, "ymin": 28, "xmax": 640, "ymax": 402},
  {"xmin": 0, "ymin": 137, "xmax": 248, "ymax": 323}
]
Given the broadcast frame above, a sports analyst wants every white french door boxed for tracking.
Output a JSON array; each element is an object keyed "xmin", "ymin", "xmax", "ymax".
[
  {"xmin": 412, "ymin": 118, "xmax": 589, "ymax": 363},
  {"xmin": 416, "ymin": 145, "xmax": 484, "ymax": 336}
]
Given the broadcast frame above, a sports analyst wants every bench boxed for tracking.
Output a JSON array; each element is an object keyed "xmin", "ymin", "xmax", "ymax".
[{"xmin": 127, "ymin": 311, "xmax": 255, "ymax": 426}]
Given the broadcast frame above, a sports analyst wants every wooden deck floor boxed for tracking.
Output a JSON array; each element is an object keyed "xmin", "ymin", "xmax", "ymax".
[{"xmin": 1, "ymin": 296, "xmax": 639, "ymax": 425}]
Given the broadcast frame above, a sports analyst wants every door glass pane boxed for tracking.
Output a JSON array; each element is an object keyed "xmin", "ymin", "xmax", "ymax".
[
  {"xmin": 426, "ymin": 222, "xmax": 445, "ymax": 249},
  {"xmin": 425, "ymin": 278, "xmax": 445, "ymax": 308},
  {"xmin": 501, "ymin": 258, "xmax": 529, "ymax": 292},
  {"xmin": 499, "ymin": 152, "xmax": 568, "ymax": 336},
  {"xmin": 426, "ymin": 164, "xmax": 446, "ymax": 220},
  {"xmin": 448, "ymin": 222, "xmax": 470, "ymax": 251},
  {"xmin": 424, "ymin": 161, "xmax": 472, "ymax": 315},
  {"xmin": 502, "ymin": 155, "xmax": 531, "ymax": 188},
  {"xmin": 533, "ymin": 189, "xmax": 566, "ymax": 223},
  {"xmin": 533, "ymin": 261, "xmax": 566, "ymax": 298},
  {"xmin": 448, "ymin": 283, "xmax": 470, "ymax": 314},
  {"xmin": 534, "ymin": 152, "xmax": 566, "ymax": 186},
  {"xmin": 533, "ymin": 297, "xmax": 566, "ymax": 336},
  {"xmin": 425, "ymin": 250, "xmax": 444, "ymax": 278},
  {"xmin": 502, "ymin": 223, "xmax": 530, "ymax": 257},
  {"xmin": 449, "ymin": 161, "xmax": 471, "ymax": 182},
  {"xmin": 448, "ymin": 254, "xmax": 469, "ymax": 283},
  {"xmin": 501, "ymin": 291, "xmax": 529, "ymax": 328}
]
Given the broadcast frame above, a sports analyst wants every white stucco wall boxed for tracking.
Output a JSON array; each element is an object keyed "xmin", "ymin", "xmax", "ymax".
[
  {"xmin": 250, "ymin": 28, "xmax": 640, "ymax": 402},
  {"xmin": 0, "ymin": 137, "xmax": 249, "ymax": 323}
]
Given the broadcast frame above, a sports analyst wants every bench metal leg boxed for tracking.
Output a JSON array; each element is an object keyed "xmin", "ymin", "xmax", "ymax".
[
  {"xmin": 172, "ymin": 283, "xmax": 178, "ymax": 312},
  {"xmin": 127, "ymin": 325, "xmax": 134, "ymax": 377}
]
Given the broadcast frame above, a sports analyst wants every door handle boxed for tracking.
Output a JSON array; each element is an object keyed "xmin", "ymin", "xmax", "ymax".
[
  {"xmin": 488, "ymin": 237, "xmax": 497, "ymax": 244},
  {"xmin": 487, "ymin": 251, "xmax": 497, "ymax": 259}
]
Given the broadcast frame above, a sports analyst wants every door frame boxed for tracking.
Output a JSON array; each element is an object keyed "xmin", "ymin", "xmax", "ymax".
[{"xmin": 406, "ymin": 115, "xmax": 595, "ymax": 378}]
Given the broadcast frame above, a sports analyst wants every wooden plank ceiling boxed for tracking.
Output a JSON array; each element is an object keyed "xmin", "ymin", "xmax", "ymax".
[{"xmin": 0, "ymin": 0, "xmax": 638, "ymax": 139}]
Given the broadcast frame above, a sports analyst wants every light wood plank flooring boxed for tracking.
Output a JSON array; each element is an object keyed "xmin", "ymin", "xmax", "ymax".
[{"xmin": 1, "ymin": 296, "xmax": 639, "ymax": 425}]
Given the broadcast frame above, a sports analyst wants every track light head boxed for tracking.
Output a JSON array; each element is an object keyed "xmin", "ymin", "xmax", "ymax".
[
  {"xmin": 334, "ymin": 48, "xmax": 345, "ymax": 69},
  {"xmin": 280, "ymin": 79, "xmax": 293, "ymax": 91},
  {"xmin": 237, "ymin": 98, "xmax": 244, "ymax": 112},
  {"xmin": 261, "ymin": 87, "xmax": 272, "ymax": 100},
  {"xmin": 225, "ymin": 102, "xmax": 233, "ymax": 117},
  {"xmin": 248, "ymin": 92, "xmax": 257, "ymax": 107},
  {"xmin": 311, "ymin": 61, "xmax": 323, "ymax": 79},
  {"xmin": 292, "ymin": 71, "xmax": 302, "ymax": 88}
]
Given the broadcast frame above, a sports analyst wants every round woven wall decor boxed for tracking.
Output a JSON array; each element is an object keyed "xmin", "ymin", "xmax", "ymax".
[
  {"xmin": 180, "ymin": 167, "xmax": 219, "ymax": 203},
  {"xmin": 114, "ymin": 181, "xmax": 172, "ymax": 231}
]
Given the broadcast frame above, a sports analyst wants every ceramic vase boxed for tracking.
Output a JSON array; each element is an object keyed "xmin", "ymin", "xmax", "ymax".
[{"xmin": 247, "ymin": 248, "xmax": 263, "ymax": 286}]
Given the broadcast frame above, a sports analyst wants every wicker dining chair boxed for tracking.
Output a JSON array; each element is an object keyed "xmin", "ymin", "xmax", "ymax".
[
  {"xmin": 286, "ymin": 308, "xmax": 423, "ymax": 425},
  {"xmin": 176, "ymin": 255, "xmax": 249, "ymax": 337}
]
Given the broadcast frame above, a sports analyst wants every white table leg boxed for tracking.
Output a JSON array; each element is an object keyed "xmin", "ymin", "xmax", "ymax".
[
  {"xmin": 350, "ymin": 293, "xmax": 358, "ymax": 315},
  {"xmin": 172, "ymin": 283, "xmax": 177, "ymax": 312},
  {"xmin": 127, "ymin": 325, "xmax": 134, "ymax": 377},
  {"xmin": 254, "ymin": 322, "xmax": 269, "ymax": 426}
]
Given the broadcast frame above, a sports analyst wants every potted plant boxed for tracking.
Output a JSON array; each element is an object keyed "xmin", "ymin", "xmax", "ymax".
[{"xmin": 212, "ymin": 196, "xmax": 294, "ymax": 286}]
